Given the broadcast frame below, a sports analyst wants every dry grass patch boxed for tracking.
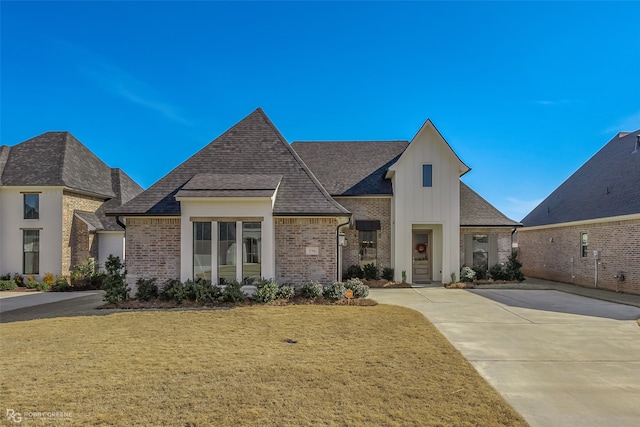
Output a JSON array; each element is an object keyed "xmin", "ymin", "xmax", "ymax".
[{"xmin": 0, "ymin": 306, "xmax": 528, "ymax": 426}]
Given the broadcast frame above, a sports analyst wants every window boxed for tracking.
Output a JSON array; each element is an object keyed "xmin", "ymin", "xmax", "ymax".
[
  {"xmin": 242, "ymin": 222, "xmax": 261, "ymax": 281},
  {"xmin": 422, "ymin": 164, "xmax": 433, "ymax": 187},
  {"xmin": 23, "ymin": 230, "xmax": 40, "ymax": 274},
  {"xmin": 23, "ymin": 193, "xmax": 39, "ymax": 219},
  {"xmin": 218, "ymin": 222, "xmax": 237, "ymax": 283},
  {"xmin": 581, "ymin": 233, "xmax": 588, "ymax": 257},
  {"xmin": 193, "ymin": 222, "xmax": 212, "ymax": 280},
  {"xmin": 472, "ymin": 235, "xmax": 488, "ymax": 270},
  {"xmin": 359, "ymin": 230, "xmax": 377, "ymax": 267}
]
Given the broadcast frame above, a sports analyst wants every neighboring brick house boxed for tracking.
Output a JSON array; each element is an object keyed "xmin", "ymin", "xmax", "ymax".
[
  {"xmin": 0, "ymin": 132, "xmax": 143, "ymax": 279},
  {"xmin": 110, "ymin": 108, "xmax": 519, "ymax": 288},
  {"xmin": 519, "ymin": 130, "xmax": 640, "ymax": 295}
]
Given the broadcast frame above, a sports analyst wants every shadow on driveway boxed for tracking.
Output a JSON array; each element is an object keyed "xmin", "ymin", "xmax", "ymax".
[
  {"xmin": 0, "ymin": 292, "xmax": 107, "ymax": 323},
  {"xmin": 469, "ymin": 289, "xmax": 640, "ymax": 321}
]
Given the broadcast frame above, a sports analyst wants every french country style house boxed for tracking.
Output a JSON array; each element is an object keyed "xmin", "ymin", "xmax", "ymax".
[
  {"xmin": 0, "ymin": 132, "xmax": 143, "ymax": 279},
  {"xmin": 518, "ymin": 130, "xmax": 640, "ymax": 295},
  {"xmin": 109, "ymin": 108, "xmax": 519, "ymax": 289}
]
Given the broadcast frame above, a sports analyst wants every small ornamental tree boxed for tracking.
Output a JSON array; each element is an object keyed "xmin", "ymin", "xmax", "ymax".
[{"xmin": 102, "ymin": 255, "xmax": 130, "ymax": 304}]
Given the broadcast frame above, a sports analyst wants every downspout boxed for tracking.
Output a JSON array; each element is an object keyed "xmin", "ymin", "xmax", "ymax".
[
  {"xmin": 116, "ymin": 216, "xmax": 126, "ymax": 230},
  {"xmin": 336, "ymin": 217, "xmax": 351, "ymax": 282}
]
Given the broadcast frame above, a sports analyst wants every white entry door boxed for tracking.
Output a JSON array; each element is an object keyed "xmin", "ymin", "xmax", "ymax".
[{"xmin": 412, "ymin": 230, "xmax": 432, "ymax": 284}]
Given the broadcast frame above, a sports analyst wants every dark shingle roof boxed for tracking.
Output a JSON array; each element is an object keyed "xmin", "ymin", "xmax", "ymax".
[
  {"xmin": 95, "ymin": 169, "xmax": 144, "ymax": 231},
  {"xmin": 460, "ymin": 182, "xmax": 521, "ymax": 227},
  {"xmin": 291, "ymin": 141, "xmax": 409, "ymax": 195},
  {"xmin": 75, "ymin": 211, "xmax": 105, "ymax": 231},
  {"xmin": 175, "ymin": 173, "xmax": 282, "ymax": 198},
  {"xmin": 0, "ymin": 145, "xmax": 10, "ymax": 185},
  {"xmin": 1, "ymin": 132, "xmax": 115, "ymax": 198},
  {"xmin": 110, "ymin": 109, "xmax": 349, "ymax": 216},
  {"xmin": 522, "ymin": 131, "xmax": 640, "ymax": 227}
]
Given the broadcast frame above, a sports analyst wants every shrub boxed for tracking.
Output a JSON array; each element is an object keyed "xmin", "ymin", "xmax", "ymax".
[
  {"xmin": 71, "ymin": 258, "xmax": 97, "ymax": 287},
  {"xmin": 450, "ymin": 272, "xmax": 457, "ymax": 283},
  {"xmin": 43, "ymin": 273, "xmax": 55, "ymax": 286},
  {"xmin": 193, "ymin": 279, "xmax": 222, "ymax": 304},
  {"xmin": 460, "ymin": 266, "xmax": 476, "ymax": 283},
  {"xmin": 472, "ymin": 267, "xmax": 487, "ymax": 280},
  {"xmin": 136, "ymin": 278, "xmax": 159, "ymax": 301},
  {"xmin": 382, "ymin": 267, "xmax": 394, "ymax": 281},
  {"xmin": 26, "ymin": 279, "xmax": 40, "ymax": 289},
  {"xmin": 102, "ymin": 255, "xmax": 129, "ymax": 304},
  {"xmin": 300, "ymin": 280, "xmax": 323, "ymax": 299},
  {"xmin": 363, "ymin": 263, "xmax": 379, "ymax": 280},
  {"xmin": 277, "ymin": 284, "xmax": 295, "ymax": 300},
  {"xmin": 53, "ymin": 277, "xmax": 71, "ymax": 292},
  {"xmin": 256, "ymin": 280, "xmax": 279, "ymax": 303},
  {"xmin": 35, "ymin": 281, "xmax": 50, "ymax": 292},
  {"xmin": 221, "ymin": 280, "xmax": 246, "ymax": 303},
  {"xmin": 13, "ymin": 273, "xmax": 24, "ymax": 287},
  {"xmin": 344, "ymin": 278, "xmax": 369, "ymax": 298},
  {"xmin": 345, "ymin": 264, "xmax": 363, "ymax": 280},
  {"xmin": 0, "ymin": 280, "xmax": 17, "ymax": 291},
  {"xmin": 505, "ymin": 251, "xmax": 525, "ymax": 282},
  {"xmin": 0, "ymin": 273, "xmax": 11, "ymax": 281},
  {"xmin": 489, "ymin": 263, "xmax": 508, "ymax": 281},
  {"xmin": 160, "ymin": 279, "xmax": 184, "ymax": 302},
  {"xmin": 323, "ymin": 281, "xmax": 346, "ymax": 300}
]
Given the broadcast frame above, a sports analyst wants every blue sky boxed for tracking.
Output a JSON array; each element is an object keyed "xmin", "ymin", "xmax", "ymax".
[{"xmin": 2, "ymin": 1, "xmax": 639, "ymax": 221}]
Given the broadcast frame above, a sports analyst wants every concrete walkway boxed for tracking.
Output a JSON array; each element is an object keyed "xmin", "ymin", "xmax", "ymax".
[{"xmin": 369, "ymin": 286, "xmax": 640, "ymax": 427}]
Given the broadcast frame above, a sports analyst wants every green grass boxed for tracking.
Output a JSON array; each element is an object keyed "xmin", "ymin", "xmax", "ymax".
[{"xmin": 0, "ymin": 305, "xmax": 528, "ymax": 426}]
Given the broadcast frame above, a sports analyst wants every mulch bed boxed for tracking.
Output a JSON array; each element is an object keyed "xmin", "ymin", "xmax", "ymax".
[{"xmin": 363, "ymin": 279, "xmax": 412, "ymax": 288}]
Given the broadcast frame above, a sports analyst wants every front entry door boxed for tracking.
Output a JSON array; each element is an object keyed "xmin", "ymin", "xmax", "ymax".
[{"xmin": 412, "ymin": 230, "xmax": 432, "ymax": 284}]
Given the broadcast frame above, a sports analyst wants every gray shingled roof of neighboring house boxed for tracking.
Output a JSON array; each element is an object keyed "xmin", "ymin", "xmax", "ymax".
[
  {"xmin": 460, "ymin": 182, "xmax": 521, "ymax": 227},
  {"xmin": 290, "ymin": 141, "xmax": 409, "ymax": 195},
  {"xmin": 522, "ymin": 130, "xmax": 640, "ymax": 227},
  {"xmin": 95, "ymin": 169, "xmax": 144, "ymax": 231},
  {"xmin": 0, "ymin": 132, "xmax": 116, "ymax": 198},
  {"xmin": 0, "ymin": 145, "xmax": 11, "ymax": 185},
  {"xmin": 292, "ymin": 139, "xmax": 519, "ymax": 226},
  {"xmin": 109, "ymin": 109, "xmax": 349, "ymax": 217}
]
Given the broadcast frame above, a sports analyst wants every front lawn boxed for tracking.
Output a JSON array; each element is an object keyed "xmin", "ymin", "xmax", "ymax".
[{"xmin": 0, "ymin": 305, "xmax": 528, "ymax": 426}]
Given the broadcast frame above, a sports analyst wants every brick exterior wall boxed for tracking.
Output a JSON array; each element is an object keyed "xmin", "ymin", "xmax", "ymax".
[
  {"xmin": 125, "ymin": 217, "xmax": 181, "ymax": 289},
  {"xmin": 274, "ymin": 217, "xmax": 338, "ymax": 286},
  {"xmin": 460, "ymin": 227, "xmax": 514, "ymax": 267},
  {"xmin": 62, "ymin": 191, "xmax": 103, "ymax": 274},
  {"xmin": 336, "ymin": 197, "xmax": 392, "ymax": 275},
  {"xmin": 518, "ymin": 218, "xmax": 640, "ymax": 295}
]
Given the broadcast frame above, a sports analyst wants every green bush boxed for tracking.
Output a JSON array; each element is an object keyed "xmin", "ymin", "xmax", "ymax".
[
  {"xmin": 256, "ymin": 280, "xmax": 279, "ymax": 303},
  {"xmin": 102, "ymin": 255, "xmax": 129, "ymax": 304},
  {"xmin": 345, "ymin": 265, "xmax": 363, "ymax": 280},
  {"xmin": 381, "ymin": 267, "xmax": 394, "ymax": 281},
  {"xmin": 221, "ymin": 280, "xmax": 246, "ymax": 303},
  {"xmin": 53, "ymin": 277, "xmax": 71, "ymax": 292},
  {"xmin": 0, "ymin": 273, "xmax": 11, "ymax": 281},
  {"xmin": 193, "ymin": 279, "xmax": 222, "ymax": 303},
  {"xmin": 344, "ymin": 278, "xmax": 369, "ymax": 298},
  {"xmin": 363, "ymin": 263, "xmax": 378, "ymax": 280},
  {"xmin": 489, "ymin": 263, "xmax": 508, "ymax": 281},
  {"xmin": 26, "ymin": 279, "xmax": 39, "ymax": 289},
  {"xmin": 460, "ymin": 266, "xmax": 476, "ymax": 283},
  {"xmin": 472, "ymin": 267, "xmax": 487, "ymax": 280},
  {"xmin": 136, "ymin": 278, "xmax": 159, "ymax": 301},
  {"xmin": 160, "ymin": 279, "xmax": 185, "ymax": 303},
  {"xmin": 0, "ymin": 280, "xmax": 17, "ymax": 291},
  {"xmin": 35, "ymin": 281, "xmax": 50, "ymax": 292},
  {"xmin": 505, "ymin": 251, "xmax": 525, "ymax": 282},
  {"xmin": 300, "ymin": 280, "xmax": 323, "ymax": 299},
  {"xmin": 323, "ymin": 282, "xmax": 346, "ymax": 300},
  {"xmin": 277, "ymin": 284, "xmax": 295, "ymax": 300},
  {"xmin": 13, "ymin": 273, "xmax": 24, "ymax": 287}
]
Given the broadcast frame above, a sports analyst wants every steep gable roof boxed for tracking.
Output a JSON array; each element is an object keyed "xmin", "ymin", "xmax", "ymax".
[
  {"xmin": 522, "ymin": 130, "xmax": 640, "ymax": 227},
  {"xmin": 95, "ymin": 168, "xmax": 144, "ymax": 231},
  {"xmin": 110, "ymin": 109, "xmax": 349, "ymax": 216},
  {"xmin": 291, "ymin": 141, "xmax": 408, "ymax": 195},
  {"xmin": 1, "ymin": 132, "xmax": 115, "ymax": 198},
  {"xmin": 460, "ymin": 182, "xmax": 521, "ymax": 227},
  {"xmin": 0, "ymin": 145, "xmax": 10, "ymax": 185}
]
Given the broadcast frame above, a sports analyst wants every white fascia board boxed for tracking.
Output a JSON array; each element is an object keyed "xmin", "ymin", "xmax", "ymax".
[{"xmin": 519, "ymin": 213, "xmax": 640, "ymax": 231}]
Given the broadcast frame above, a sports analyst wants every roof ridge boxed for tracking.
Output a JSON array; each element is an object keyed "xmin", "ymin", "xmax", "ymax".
[
  {"xmin": 59, "ymin": 132, "xmax": 72, "ymax": 185},
  {"xmin": 256, "ymin": 110, "xmax": 350, "ymax": 215},
  {"xmin": 292, "ymin": 140, "xmax": 409, "ymax": 144}
]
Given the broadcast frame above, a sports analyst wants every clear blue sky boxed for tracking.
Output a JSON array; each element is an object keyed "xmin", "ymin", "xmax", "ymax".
[{"xmin": 2, "ymin": 1, "xmax": 639, "ymax": 221}]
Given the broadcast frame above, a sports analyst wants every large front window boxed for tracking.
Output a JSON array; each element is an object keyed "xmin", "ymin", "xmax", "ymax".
[
  {"xmin": 242, "ymin": 222, "xmax": 261, "ymax": 281},
  {"xmin": 359, "ymin": 230, "xmax": 377, "ymax": 267},
  {"xmin": 193, "ymin": 222, "xmax": 212, "ymax": 280},
  {"xmin": 23, "ymin": 230, "xmax": 40, "ymax": 274},
  {"xmin": 472, "ymin": 235, "xmax": 489, "ymax": 270},
  {"xmin": 218, "ymin": 222, "xmax": 237, "ymax": 283}
]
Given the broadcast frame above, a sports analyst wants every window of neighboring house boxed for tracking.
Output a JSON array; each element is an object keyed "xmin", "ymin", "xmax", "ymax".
[
  {"xmin": 218, "ymin": 222, "xmax": 237, "ymax": 283},
  {"xmin": 472, "ymin": 235, "xmax": 489, "ymax": 270},
  {"xmin": 193, "ymin": 222, "xmax": 212, "ymax": 280},
  {"xmin": 23, "ymin": 230, "xmax": 40, "ymax": 275},
  {"xmin": 581, "ymin": 233, "xmax": 588, "ymax": 258},
  {"xmin": 23, "ymin": 193, "xmax": 39, "ymax": 219},
  {"xmin": 359, "ymin": 230, "xmax": 377, "ymax": 267},
  {"xmin": 242, "ymin": 222, "xmax": 261, "ymax": 281},
  {"xmin": 422, "ymin": 164, "xmax": 433, "ymax": 187}
]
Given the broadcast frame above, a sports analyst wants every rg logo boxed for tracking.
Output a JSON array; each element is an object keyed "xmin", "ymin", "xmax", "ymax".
[{"xmin": 6, "ymin": 409, "xmax": 22, "ymax": 424}]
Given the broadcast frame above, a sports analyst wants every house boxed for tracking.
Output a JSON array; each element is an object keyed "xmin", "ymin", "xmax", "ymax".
[
  {"xmin": 0, "ymin": 132, "xmax": 143, "ymax": 280},
  {"xmin": 518, "ymin": 130, "xmax": 640, "ymax": 295},
  {"xmin": 109, "ymin": 108, "xmax": 519, "ymax": 288}
]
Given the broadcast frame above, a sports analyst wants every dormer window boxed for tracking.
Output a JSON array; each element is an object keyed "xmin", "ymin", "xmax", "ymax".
[
  {"xmin": 23, "ymin": 193, "xmax": 40, "ymax": 219},
  {"xmin": 422, "ymin": 164, "xmax": 433, "ymax": 187}
]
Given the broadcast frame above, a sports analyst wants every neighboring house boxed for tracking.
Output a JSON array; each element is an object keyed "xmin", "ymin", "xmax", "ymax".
[
  {"xmin": 518, "ymin": 130, "xmax": 640, "ymax": 295},
  {"xmin": 0, "ymin": 132, "xmax": 143, "ymax": 280},
  {"xmin": 109, "ymin": 109, "xmax": 519, "ymax": 288}
]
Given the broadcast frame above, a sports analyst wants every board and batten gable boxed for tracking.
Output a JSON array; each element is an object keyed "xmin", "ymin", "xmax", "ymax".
[{"xmin": 386, "ymin": 120, "xmax": 470, "ymax": 283}]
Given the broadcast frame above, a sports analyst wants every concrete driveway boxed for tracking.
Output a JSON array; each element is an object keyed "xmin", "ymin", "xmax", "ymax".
[
  {"xmin": 0, "ymin": 291, "xmax": 104, "ymax": 323},
  {"xmin": 369, "ymin": 287, "xmax": 640, "ymax": 427}
]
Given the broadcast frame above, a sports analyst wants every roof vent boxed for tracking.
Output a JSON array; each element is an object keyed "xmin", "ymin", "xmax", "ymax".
[{"xmin": 633, "ymin": 135, "xmax": 640, "ymax": 154}]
